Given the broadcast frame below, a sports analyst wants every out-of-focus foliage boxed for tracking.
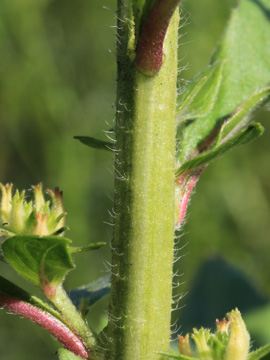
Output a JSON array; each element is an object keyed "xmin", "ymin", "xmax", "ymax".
[
  {"xmin": 175, "ymin": 0, "xmax": 270, "ymax": 351},
  {"xmin": 0, "ymin": 1, "xmax": 115, "ymax": 358},
  {"xmin": 0, "ymin": 0, "xmax": 269, "ymax": 359}
]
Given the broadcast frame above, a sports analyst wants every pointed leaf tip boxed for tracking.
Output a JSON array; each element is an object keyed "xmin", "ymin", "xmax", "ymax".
[
  {"xmin": 69, "ymin": 242, "xmax": 106, "ymax": 254},
  {"xmin": 74, "ymin": 136, "xmax": 114, "ymax": 151}
]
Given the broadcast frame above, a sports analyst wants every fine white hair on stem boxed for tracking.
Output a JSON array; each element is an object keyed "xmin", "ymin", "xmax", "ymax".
[
  {"xmin": 173, "ymin": 254, "xmax": 184, "ymax": 264},
  {"xmin": 104, "ymin": 124, "xmax": 116, "ymax": 135},
  {"xmin": 170, "ymin": 318, "xmax": 182, "ymax": 339},
  {"xmin": 171, "ymin": 298, "xmax": 187, "ymax": 315},
  {"xmin": 118, "ymin": 97, "xmax": 131, "ymax": 112},
  {"xmin": 107, "ymin": 311, "xmax": 124, "ymax": 330},
  {"xmin": 113, "ymin": 167, "xmax": 127, "ymax": 181},
  {"xmin": 173, "ymin": 251, "xmax": 189, "ymax": 264},
  {"xmin": 104, "ymin": 260, "xmax": 117, "ymax": 269},
  {"xmin": 114, "ymin": 157, "xmax": 122, "ymax": 166},
  {"xmin": 105, "ymin": 133, "xmax": 116, "ymax": 143},
  {"xmin": 170, "ymin": 325, "xmax": 182, "ymax": 341},
  {"xmin": 172, "ymin": 279, "xmax": 185, "ymax": 289},
  {"xmin": 173, "ymin": 239, "xmax": 188, "ymax": 253},
  {"xmin": 103, "ymin": 261, "xmax": 120, "ymax": 279},
  {"xmin": 172, "ymin": 291, "xmax": 186, "ymax": 302},
  {"xmin": 102, "ymin": 5, "xmax": 117, "ymax": 16},
  {"xmin": 103, "ymin": 217, "xmax": 115, "ymax": 226},
  {"xmin": 173, "ymin": 268, "xmax": 184, "ymax": 278},
  {"xmin": 103, "ymin": 262, "xmax": 114, "ymax": 276},
  {"xmin": 108, "ymin": 207, "xmax": 119, "ymax": 219},
  {"xmin": 109, "ymin": 242, "xmax": 124, "ymax": 257}
]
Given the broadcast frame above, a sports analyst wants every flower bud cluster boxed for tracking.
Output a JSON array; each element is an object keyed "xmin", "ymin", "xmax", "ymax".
[
  {"xmin": 0, "ymin": 183, "xmax": 66, "ymax": 237},
  {"xmin": 178, "ymin": 308, "xmax": 250, "ymax": 360}
]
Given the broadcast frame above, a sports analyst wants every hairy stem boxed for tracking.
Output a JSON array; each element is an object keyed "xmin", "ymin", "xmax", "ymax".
[
  {"xmin": 106, "ymin": 3, "xmax": 179, "ymax": 360},
  {"xmin": 49, "ymin": 285, "xmax": 98, "ymax": 353}
]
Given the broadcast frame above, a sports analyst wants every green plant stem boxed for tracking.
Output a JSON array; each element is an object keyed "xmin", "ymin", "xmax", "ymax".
[
  {"xmin": 50, "ymin": 285, "xmax": 98, "ymax": 352},
  {"xmin": 106, "ymin": 4, "xmax": 179, "ymax": 360}
]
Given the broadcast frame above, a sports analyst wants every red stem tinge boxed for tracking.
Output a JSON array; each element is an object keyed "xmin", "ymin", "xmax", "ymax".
[
  {"xmin": 135, "ymin": 0, "xmax": 181, "ymax": 76},
  {"xmin": 0, "ymin": 295, "xmax": 89, "ymax": 359}
]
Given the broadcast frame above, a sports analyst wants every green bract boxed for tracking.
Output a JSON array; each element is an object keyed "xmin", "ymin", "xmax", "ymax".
[{"xmin": 0, "ymin": 183, "xmax": 66, "ymax": 237}]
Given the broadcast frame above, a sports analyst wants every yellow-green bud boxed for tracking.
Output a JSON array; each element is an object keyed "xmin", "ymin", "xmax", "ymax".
[
  {"xmin": 225, "ymin": 308, "xmax": 250, "ymax": 360},
  {"xmin": 0, "ymin": 183, "xmax": 66, "ymax": 237},
  {"xmin": 177, "ymin": 309, "xmax": 250, "ymax": 360}
]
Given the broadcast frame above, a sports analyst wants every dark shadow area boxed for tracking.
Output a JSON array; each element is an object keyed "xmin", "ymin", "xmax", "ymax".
[{"xmin": 179, "ymin": 256, "xmax": 268, "ymax": 333}]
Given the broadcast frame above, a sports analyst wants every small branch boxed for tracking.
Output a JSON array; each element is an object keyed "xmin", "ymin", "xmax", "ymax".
[
  {"xmin": 48, "ymin": 285, "xmax": 98, "ymax": 352},
  {"xmin": 135, "ymin": 0, "xmax": 181, "ymax": 75},
  {"xmin": 0, "ymin": 295, "xmax": 89, "ymax": 359}
]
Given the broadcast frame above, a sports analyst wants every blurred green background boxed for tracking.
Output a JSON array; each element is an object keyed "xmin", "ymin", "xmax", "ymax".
[{"xmin": 0, "ymin": 0, "xmax": 270, "ymax": 359}]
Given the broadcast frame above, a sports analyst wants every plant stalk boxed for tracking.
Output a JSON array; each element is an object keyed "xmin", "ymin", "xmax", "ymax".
[
  {"xmin": 106, "ymin": 3, "xmax": 179, "ymax": 359},
  {"xmin": 49, "ymin": 285, "xmax": 98, "ymax": 352}
]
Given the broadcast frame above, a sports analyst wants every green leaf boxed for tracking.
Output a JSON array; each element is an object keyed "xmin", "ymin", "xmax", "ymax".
[
  {"xmin": 68, "ymin": 275, "xmax": 110, "ymax": 316},
  {"xmin": 177, "ymin": 0, "xmax": 270, "ymax": 163},
  {"xmin": 159, "ymin": 351, "xmax": 197, "ymax": 360},
  {"xmin": 69, "ymin": 242, "xmax": 106, "ymax": 254},
  {"xmin": 248, "ymin": 344, "xmax": 270, "ymax": 360},
  {"xmin": 2, "ymin": 235, "xmax": 74, "ymax": 291},
  {"xmin": 176, "ymin": 61, "xmax": 224, "ymax": 123},
  {"xmin": 74, "ymin": 136, "xmax": 114, "ymax": 151},
  {"xmin": 58, "ymin": 348, "xmax": 84, "ymax": 360},
  {"xmin": 211, "ymin": 0, "xmax": 270, "ymax": 118},
  {"xmin": 176, "ymin": 123, "xmax": 263, "ymax": 177},
  {"xmin": 216, "ymin": 87, "xmax": 270, "ymax": 145}
]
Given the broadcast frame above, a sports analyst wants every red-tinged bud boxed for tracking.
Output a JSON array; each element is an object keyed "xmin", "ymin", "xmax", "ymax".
[
  {"xmin": 177, "ymin": 334, "xmax": 195, "ymax": 357},
  {"xmin": 216, "ymin": 317, "xmax": 230, "ymax": 334}
]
